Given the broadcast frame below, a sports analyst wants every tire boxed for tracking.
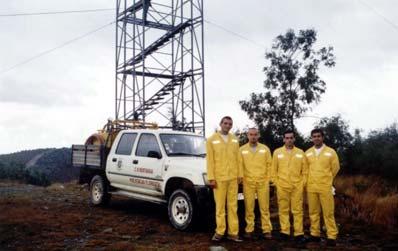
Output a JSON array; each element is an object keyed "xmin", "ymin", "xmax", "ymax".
[
  {"xmin": 89, "ymin": 175, "xmax": 110, "ymax": 206},
  {"xmin": 168, "ymin": 189, "xmax": 196, "ymax": 231}
]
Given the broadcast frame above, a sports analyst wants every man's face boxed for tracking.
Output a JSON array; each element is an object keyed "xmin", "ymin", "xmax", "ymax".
[
  {"xmin": 311, "ymin": 132, "xmax": 324, "ymax": 146},
  {"xmin": 283, "ymin": 132, "xmax": 295, "ymax": 147},
  {"xmin": 220, "ymin": 118, "xmax": 233, "ymax": 134},
  {"xmin": 247, "ymin": 129, "xmax": 259, "ymax": 144}
]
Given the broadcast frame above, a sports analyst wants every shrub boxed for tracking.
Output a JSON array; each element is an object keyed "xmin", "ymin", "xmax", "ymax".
[
  {"xmin": 24, "ymin": 167, "xmax": 51, "ymax": 187},
  {"xmin": 335, "ymin": 175, "xmax": 398, "ymax": 229}
]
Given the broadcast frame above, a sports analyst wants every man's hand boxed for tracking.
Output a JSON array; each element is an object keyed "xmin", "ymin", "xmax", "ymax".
[
  {"xmin": 237, "ymin": 177, "xmax": 243, "ymax": 184},
  {"xmin": 209, "ymin": 180, "xmax": 217, "ymax": 189}
]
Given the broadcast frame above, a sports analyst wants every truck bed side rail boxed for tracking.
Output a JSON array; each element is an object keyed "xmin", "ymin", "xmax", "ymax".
[{"xmin": 72, "ymin": 144, "xmax": 106, "ymax": 169}]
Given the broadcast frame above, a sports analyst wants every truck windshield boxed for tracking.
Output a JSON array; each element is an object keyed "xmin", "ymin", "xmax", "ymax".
[{"xmin": 159, "ymin": 134, "xmax": 206, "ymax": 157}]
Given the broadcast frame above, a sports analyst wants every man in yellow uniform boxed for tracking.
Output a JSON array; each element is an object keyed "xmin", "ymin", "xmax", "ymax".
[
  {"xmin": 206, "ymin": 116, "xmax": 243, "ymax": 242},
  {"xmin": 271, "ymin": 130, "xmax": 308, "ymax": 244},
  {"xmin": 239, "ymin": 128, "xmax": 272, "ymax": 240},
  {"xmin": 305, "ymin": 128, "xmax": 340, "ymax": 246}
]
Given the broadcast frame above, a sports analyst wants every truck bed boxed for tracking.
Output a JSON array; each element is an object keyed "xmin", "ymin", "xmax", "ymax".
[{"xmin": 71, "ymin": 144, "xmax": 106, "ymax": 169}]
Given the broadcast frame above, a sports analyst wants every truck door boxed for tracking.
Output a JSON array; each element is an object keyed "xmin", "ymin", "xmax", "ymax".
[
  {"xmin": 131, "ymin": 133, "xmax": 164, "ymax": 193},
  {"xmin": 106, "ymin": 132, "xmax": 138, "ymax": 188}
]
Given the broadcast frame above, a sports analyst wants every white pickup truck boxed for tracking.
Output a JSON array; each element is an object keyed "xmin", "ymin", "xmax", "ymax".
[{"xmin": 72, "ymin": 128, "xmax": 214, "ymax": 230}]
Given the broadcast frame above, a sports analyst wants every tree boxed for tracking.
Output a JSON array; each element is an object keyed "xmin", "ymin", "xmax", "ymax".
[
  {"xmin": 313, "ymin": 114, "xmax": 353, "ymax": 169},
  {"xmin": 0, "ymin": 161, "xmax": 25, "ymax": 180},
  {"xmin": 344, "ymin": 129, "xmax": 364, "ymax": 174},
  {"xmin": 314, "ymin": 114, "xmax": 353, "ymax": 155},
  {"xmin": 0, "ymin": 161, "xmax": 4, "ymax": 178},
  {"xmin": 352, "ymin": 123, "xmax": 398, "ymax": 180},
  {"xmin": 234, "ymin": 128, "xmax": 248, "ymax": 146},
  {"xmin": 240, "ymin": 29, "xmax": 335, "ymax": 147},
  {"xmin": 24, "ymin": 167, "xmax": 51, "ymax": 187}
]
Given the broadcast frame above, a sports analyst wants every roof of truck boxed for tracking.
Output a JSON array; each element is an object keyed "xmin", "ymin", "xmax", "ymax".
[{"xmin": 119, "ymin": 128, "xmax": 204, "ymax": 136}]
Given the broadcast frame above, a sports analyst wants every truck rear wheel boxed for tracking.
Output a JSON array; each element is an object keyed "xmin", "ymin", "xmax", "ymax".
[
  {"xmin": 168, "ymin": 189, "xmax": 196, "ymax": 231},
  {"xmin": 89, "ymin": 175, "xmax": 110, "ymax": 206}
]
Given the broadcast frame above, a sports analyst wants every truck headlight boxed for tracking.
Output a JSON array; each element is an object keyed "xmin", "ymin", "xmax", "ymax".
[{"xmin": 202, "ymin": 173, "xmax": 210, "ymax": 185}]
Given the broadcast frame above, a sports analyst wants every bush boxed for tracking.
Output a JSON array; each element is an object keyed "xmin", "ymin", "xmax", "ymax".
[
  {"xmin": 24, "ymin": 167, "xmax": 51, "ymax": 187},
  {"xmin": 311, "ymin": 116, "xmax": 398, "ymax": 181},
  {"xmin": 335, "ymin": 175, "xmax": 398, "ymax": 229},
  {"xmin": 348, "ymin": 123, "xmax": 398, "ymax": 180}
]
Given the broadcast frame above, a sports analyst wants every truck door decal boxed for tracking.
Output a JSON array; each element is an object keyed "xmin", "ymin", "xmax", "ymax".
[
  {"xmin": 107, "ymin": 171, "xmax": 164, "ymax": 182},
  {"xmin": 129, "ymin": 177, "xmax": 161, "ymax": 190}
]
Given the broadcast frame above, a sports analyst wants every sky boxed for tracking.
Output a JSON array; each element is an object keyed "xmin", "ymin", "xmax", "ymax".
[{"xmin": 0, "ymin": 0, "xmax": 397, "ymax": 154}]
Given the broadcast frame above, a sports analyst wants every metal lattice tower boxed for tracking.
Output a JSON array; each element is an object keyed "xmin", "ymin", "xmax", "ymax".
[{"xmin": 115, "ymin": 0, "xmax": 205, "ymax": 134}]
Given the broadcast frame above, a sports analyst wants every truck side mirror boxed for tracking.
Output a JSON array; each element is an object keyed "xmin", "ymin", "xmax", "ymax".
[{"xmin": 147, "ymin": 151, "xmax": 162, "ymax": 159}]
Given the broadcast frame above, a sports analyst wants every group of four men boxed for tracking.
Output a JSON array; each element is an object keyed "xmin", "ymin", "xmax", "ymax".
[{"xmin": 206, "ymin": 116, "xmax": 340, "ymax": 246}]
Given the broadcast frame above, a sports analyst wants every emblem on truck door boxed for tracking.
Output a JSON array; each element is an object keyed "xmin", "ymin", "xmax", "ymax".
[{"xmin": 117, "ymin": 160, "xmax": 122, "ymax": 169}]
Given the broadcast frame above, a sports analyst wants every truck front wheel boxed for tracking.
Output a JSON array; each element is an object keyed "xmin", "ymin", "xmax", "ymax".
[
  {"xmin": 89, "ymin": 175, "xmax": 110, "ymax": 206},
  {"xmin": 168, "ymin": 189, "xmax": 196, "ymax": 230}
]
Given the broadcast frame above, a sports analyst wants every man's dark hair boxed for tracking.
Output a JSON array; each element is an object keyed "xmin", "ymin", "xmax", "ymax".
[
  {"xmin": 283, "ymin": 129, "xmax": 295, "ymax": 137},
  {"xmin": 311, "ymin": 128, "xmax": 324, "ymax": 137},
  {"xmin": 220, "ymin": 116, "xmax": 233, "ymax": 124}
]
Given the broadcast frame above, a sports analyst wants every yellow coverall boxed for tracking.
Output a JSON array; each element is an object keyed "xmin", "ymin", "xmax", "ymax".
[
  {"xmin": 206, "ymin": 132, "xmax": 241, "ymax": 236},
  {"xmin": 271, "ymin": 146, "xmax": 308, "ymax": 236},
  {"xmin": 305, "ymin": 145, "xmax": 340, "ymax": 240},
  {"xmin": 239, "ymin": 143, "xmax": 272, "ymax": 234}
]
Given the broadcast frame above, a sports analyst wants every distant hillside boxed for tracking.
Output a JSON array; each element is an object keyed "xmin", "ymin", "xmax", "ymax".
[
  {"xmin": 30, "ymin": 148, "xmax": 79, "ymax": 182},
  {"xmin": 0, "ymin": 148, "xmax": 53, "ymax": 165},
  {"xmin": 0, "ymin": 148, "xmax": 79, "ymax": 185}
]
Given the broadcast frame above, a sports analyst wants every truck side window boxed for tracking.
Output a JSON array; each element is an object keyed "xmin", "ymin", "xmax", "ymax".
[
  {"xmin": 136, "ymin": 134, "xmax": 161, "ymax": 157},
  {"xmin": 115, "ymin": 133, "xmax": 137, "ymax": 155}
]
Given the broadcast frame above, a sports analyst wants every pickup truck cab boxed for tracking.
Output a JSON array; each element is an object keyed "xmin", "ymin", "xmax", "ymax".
[{"xmin": 72, "ymin": 128, "xmax": 213, "ymax": 230}]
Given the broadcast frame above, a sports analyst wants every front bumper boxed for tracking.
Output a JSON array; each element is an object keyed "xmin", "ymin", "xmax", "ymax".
[
  {"xmin": 194, "ymin": 185, "xmax": 214, "ymax": 209},
  {"xmin": 193, "ymin": 184, "xmax": 245, "ymax": 206}
]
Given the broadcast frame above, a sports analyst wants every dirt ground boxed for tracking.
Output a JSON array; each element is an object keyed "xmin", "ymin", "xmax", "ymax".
[{"xmin": 0, "ymin": 181, "xmax": 397, "ymax": 251}]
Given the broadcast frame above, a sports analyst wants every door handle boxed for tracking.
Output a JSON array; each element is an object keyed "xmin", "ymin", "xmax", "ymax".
[
  {"xmin": 112, "ymin": 158, "xmax": 117, "ymax": 162},
  {"xmin": 133, "ymin": 160, "xmax": 138, "ymax": 164}
]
